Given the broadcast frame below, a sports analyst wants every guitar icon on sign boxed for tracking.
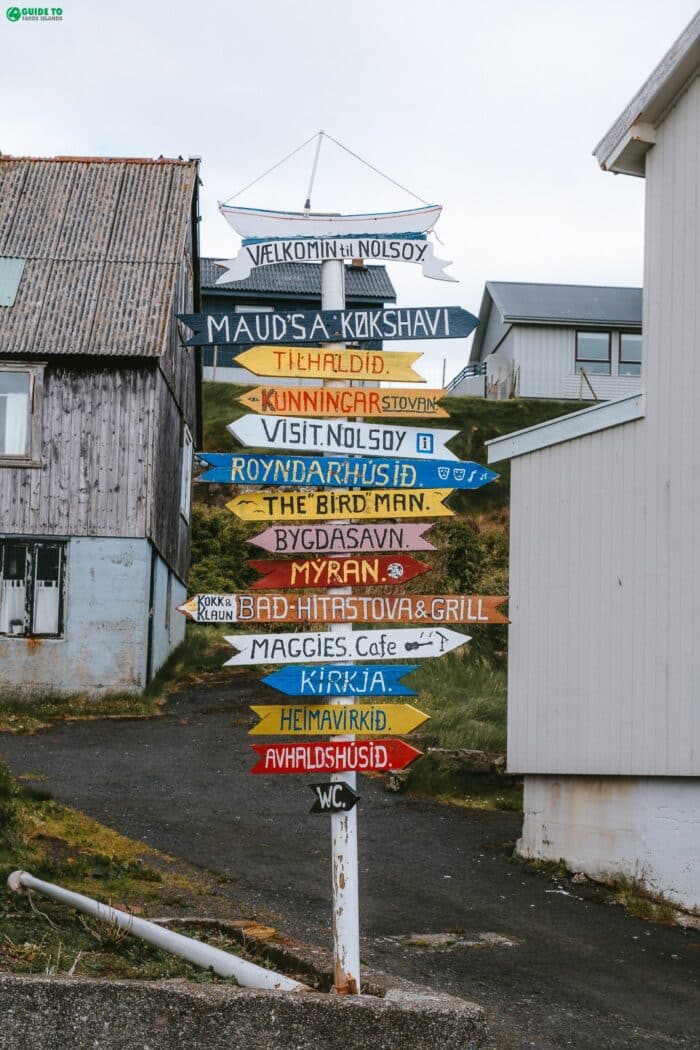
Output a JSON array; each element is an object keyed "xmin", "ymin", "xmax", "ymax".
[{"xmin": 405, "ymin": 630, "xmax": 450, "ymax": 653}]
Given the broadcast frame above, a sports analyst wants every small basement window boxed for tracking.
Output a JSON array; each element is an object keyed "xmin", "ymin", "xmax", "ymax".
[
  {"xmin": 0, "ymin": 539, "xmax": 65, "ymax": 637},
  {"xmin": 619, "ymin": 332, "xmax": 642, "ymax": 376},
  {"xmin": 0, "ymin": 363, "xmax": 44, "ymax": 464},
  {"xmin": 575, "ymin": 331, "xmax": 611, "ymax": 375}
]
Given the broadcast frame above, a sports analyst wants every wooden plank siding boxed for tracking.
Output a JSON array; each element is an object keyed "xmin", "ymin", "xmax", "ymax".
[
  {"xmin": 0, "ymin": 364, "xmax": 154, "ymax": 538},
  {"xmin": 507, "ymin": 76, "xmax": 700, "ymax": 777}
]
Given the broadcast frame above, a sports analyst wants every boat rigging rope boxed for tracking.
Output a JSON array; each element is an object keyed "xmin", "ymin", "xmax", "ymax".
[{"xmin": 221, "ymin": 130, "xmax": 430, "ymax": 209}]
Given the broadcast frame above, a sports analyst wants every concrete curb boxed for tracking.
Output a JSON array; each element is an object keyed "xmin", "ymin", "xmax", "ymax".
[{"xmin": 0, "ymin": 972, "xmax": 488, "ymax": 1049}]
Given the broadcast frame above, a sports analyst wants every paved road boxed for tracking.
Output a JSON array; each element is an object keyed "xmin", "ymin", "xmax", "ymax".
[{"xmin": 1, "ymin": 678, "xmax": 699, "ymax": 1049}]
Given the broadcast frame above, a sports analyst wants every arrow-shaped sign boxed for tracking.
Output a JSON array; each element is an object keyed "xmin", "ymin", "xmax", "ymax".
[
  {"xmin": 261, "ymin": 664, "xmax": 419, "ymax": 698},
  {"xmin": 234, "ymin": 347, "xmax": 426, "ymax": 384},
  {"xmin": 250, "ymin": 555, "xmax": 431, "ymax": 589},
  {"xmin": 238, "ymin": 386, "xmax": 450, "ymax": 419},
  {"xmin": 248, "ymin": 523, "xmax": 436, "ymax": 555},
  {"xmin": 178, "ymin": 306, "xmax": 478, "ymax": 346},
  {"xmin": 227, "ymin": 489, "xmax": 453, "ymax": 522},
  {"xmin": 227, "ymin": 415, "xmax": 459, "ymax": 461},
  {"xmin": 180, "ymin": 593, "xmax": 507, "ymax": 624},
  {"xmin": 249, "ymin": 703, "xmax": 429, "ymax": 736},
  {"xmin": 224, "ymin": 627, "xmax": 470, "ymax": 665},
  {"xmin": 250, "ymin": 739, "xmax": 423, "ymax": 774},
  {"xmin": 309, "ymin": 782, "xmax": 360, "ymax": 814},
  {"xmin": 199, "ymin": 453, "xmax": 497, "ymax": 490}
]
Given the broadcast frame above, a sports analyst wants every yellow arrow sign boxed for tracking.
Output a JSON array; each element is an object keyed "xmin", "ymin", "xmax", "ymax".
[
  {"xmin": 226, "ymin": 488, "xmax": 454, "ymax": 522},
  {"xmin": 235, "ymin": 345, "xmax": 425, "ymax": 383},
  {"xmin": 237, "ymin": 386, "xmax": 450, "ymax": 419},
  {"xmin": 249, "ymin": 703, "xmax": 430, "ymax": 736}
]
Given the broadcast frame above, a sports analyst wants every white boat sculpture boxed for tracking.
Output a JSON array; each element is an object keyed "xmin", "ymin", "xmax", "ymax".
[{"xmin": 218, "ymin": 203, "xmax": 442, "ymax": 241}]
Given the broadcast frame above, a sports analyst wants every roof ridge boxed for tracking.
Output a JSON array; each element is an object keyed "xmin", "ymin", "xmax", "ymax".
[
  {"xmin": 487, "ymin": 280, "xmax": 642, "ymax": 291},
  {"xmin": 0, "ymin": 155, "xmax": 196, "ymax": 166}
]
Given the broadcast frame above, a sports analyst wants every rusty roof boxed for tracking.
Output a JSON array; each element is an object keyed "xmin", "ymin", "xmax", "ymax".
[{"xmin": 0, "ymin": 155, "xmax": 198, "ymax": 357}]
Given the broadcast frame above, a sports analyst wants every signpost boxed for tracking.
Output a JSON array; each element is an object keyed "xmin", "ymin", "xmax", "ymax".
[
  {"xmin": 233, "ymin": 346, "xmax": 426, "ymax": 384},
  {"xmin": 178, "ymin": 179, "xmax": 497, "ymax": 999},
  {"xmin": 179, "ymin": 593, "xmax": 508, "ymax": 625},
  {"xmin": 261, "ymin": 664, "xmax": 419, "ymax": 698},
  {"xmin": 249, "ymin": 703, "xmax": 429, "ymax": 736},
  {"xmin": 228, "ymin": 415, "xmax": 459, "ymax": 460},
  {"xmin": 248, "ymin": 522, "xmax": 437, "ymax": 555},
  {"xmin": 238, "ymin": 386, "xmax": 450, "ymax": 419},
  {"xmin": 223, "ymin": 627, "xmax": 470, "ymax": 665},
  {"xmin": 249, "ymin": 555, "xmax": 430, "ymax": 589},
  {"xmin": 178, "ymin": 305, "xmax": 478, "ymax": 346},
  {"xmin": 199, "ymin": 453, "xmax": 497, "ymax": 490},
  {"xmin": 309, "ymin": 782, "xmax": 360, "ymax": 815},
  {"xmin": 250, "ymin": 739, "xmax": 423, "ymax": 775},
  {"xmin": 227, "ymin": 488, "xmax": 454, "ymax": 522}
]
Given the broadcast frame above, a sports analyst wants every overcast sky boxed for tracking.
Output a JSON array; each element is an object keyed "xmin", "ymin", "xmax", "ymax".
[{"xmin": 2, "ymin": 0, "xmax": 697, "ymax": 384}]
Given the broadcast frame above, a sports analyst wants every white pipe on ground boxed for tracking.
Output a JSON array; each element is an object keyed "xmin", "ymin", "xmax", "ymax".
[{"xmin": 7, "ymin": 870, "xmax": 308, "ymax": 992}]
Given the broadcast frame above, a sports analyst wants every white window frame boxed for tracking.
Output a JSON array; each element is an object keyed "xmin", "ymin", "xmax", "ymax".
[
  {"xmin": 180, "ymin": 424, "xmax": 193, "ymax": 522},
  {"xmin": 0, "ymin": 360, "xmax": 45, "ymax": 468}
]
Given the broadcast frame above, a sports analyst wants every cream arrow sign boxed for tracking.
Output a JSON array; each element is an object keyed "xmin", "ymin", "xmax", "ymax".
[{"xmin": 227, "ymin": 415, "xmax": 459, "ymax": 461}]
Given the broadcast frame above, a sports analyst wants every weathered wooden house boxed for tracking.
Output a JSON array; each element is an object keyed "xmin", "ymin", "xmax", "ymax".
[
  {"xmin": 486, "ymin": 14, "xmax": 700, "ymax": 910},
  {"xmin": 199, "ymin": 258, "xmax": 396, "ymax": 384},
  {"xmin": 449, "ymin": 281, "xmax": 642, "ymax": 401},
  {"xmin": 0, "ymin": 155, "xmax": 201, "ymax": 694}
]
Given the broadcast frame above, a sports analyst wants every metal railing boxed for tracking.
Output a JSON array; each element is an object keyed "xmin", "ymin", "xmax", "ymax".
[{"xmin": 446, "ymin": 360, "xmax": 486, "ymax": 392}]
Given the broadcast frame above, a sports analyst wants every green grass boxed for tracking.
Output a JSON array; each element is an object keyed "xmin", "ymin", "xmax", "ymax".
[{"xmin": 411, "ymin": 653, "xmax": 507, "ymax": 752}]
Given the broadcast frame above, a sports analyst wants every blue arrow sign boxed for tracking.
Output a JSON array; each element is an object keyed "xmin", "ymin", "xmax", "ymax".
[
  {"xmin": 198, "ymin": 453, "xmax": 498, "ymax": 490},
  {"xmin": 178, "ymin": 305, "xmax": 478, "ymax": 346},
  {"xmin": 262, "ymin": 664, "xmax": 419, "ymax": 698}
]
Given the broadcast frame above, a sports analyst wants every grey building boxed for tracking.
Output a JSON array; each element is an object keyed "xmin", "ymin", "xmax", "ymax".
[
  {"xmin": 449, "ymin": 281, "xmax": 642, "ymax": 401},
  {"xmin": 199, "ymin": 259, "xmax": 396, "ymax": 384},
  {"xmin": 0, "ymin": 155, "xmax": 201, "ymax": 694}
]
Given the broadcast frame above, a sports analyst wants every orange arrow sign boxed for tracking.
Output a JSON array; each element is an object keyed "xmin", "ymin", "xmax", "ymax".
[{"xmin": 237, "ymin": 386, "xmax": 449, "ymax": 419}]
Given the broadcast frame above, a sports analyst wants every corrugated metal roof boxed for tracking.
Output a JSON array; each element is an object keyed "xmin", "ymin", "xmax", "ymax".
[
  {"xmin": 200, "ymin": 257, "xmax": 396, "ymax": 301},
  {"xmin": 487, "ymin": 281, "xmax": 642, "ymax": 325},
  {"xmin": 0, "ymin": 156, "xmax": 197, "ymax": 356}
]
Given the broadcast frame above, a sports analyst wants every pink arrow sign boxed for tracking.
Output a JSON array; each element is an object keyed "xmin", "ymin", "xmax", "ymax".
[
  {"xmin": 248, "ymin": 522, "xmax": 436, "ymax": 556},
  {"xmin": 250, "ymin": 739, "xmax": 422, "ymax": 775}
]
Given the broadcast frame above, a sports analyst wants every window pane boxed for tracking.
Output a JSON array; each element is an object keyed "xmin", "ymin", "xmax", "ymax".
[
  {"xmin": 33, "ymin": 546, "xmax": 62, "ymax": 635},
  {"xmin": 575, "ymin": 360, "xmax": 611, "ymax": 375},
  {"xmin": 0, "ymin": 543, "xmax": 28, "ymax": 635},
  {"xmin": 620, "ymin": 333, "xmax": 642, "ymax": 365},
  {"xmin": 0, "ymin": 371, "xmax": 30, "ymax": 456},
  {"xmin": 180, "ymin": 427, "xmax": 193, "ymax": 521},
  {"xmin": 576, "ymin": 332, "xmax": 610, "ymax": 362}
]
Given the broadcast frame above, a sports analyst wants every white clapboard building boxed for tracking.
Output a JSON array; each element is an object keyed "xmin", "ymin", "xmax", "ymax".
[
  {"xmin": 486, "ymin": 14, "xmax": 700, "ymax": 910},
  {"xmin": 448, "ymin": 281, "xmax": 642, "ymax": 401}
]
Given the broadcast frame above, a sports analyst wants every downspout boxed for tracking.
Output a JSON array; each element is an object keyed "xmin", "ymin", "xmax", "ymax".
[{"xmin": 8, "ymin": 870, "xmax": 308, "ymax": 992}]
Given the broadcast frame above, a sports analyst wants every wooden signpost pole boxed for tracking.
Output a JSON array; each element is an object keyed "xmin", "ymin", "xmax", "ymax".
[{"xmin": 322, "ymin": 256, "xmax": 361, "ymax": 996}]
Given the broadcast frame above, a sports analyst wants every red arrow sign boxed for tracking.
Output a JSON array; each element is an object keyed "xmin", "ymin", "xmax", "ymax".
[
  {"xmin": 249, "ymin": 554, "xmax": 431, "ymax": 590},
  {"xmin": 250, "ymin": 739, "xmax": 422, "ymax": 775}
]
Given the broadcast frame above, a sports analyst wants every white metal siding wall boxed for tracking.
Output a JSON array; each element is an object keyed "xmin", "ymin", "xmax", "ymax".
[
  {"xmin": 507, "ymin": 78, "xmax": 700, "ymax": 776},
  {"xmin": 515, "ymin": 326, "xmax": 641, "ymax": 400}
]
